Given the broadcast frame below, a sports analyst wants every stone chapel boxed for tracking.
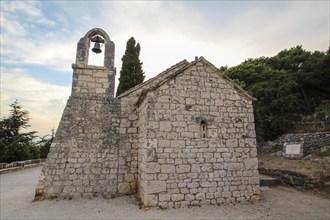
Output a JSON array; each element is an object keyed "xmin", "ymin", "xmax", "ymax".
[{"xmin": 35, "ymin": 28, "xmax": 261, "ymax": 208}]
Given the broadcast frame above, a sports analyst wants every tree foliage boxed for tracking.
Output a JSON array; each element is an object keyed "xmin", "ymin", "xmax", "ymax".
[
  {"xmin": 225, "ymin": 46, "xmax": 330, "ymax": 141},
  {"xmin": 38, "ymin": 129, "xmax": 55, "ymax": 158},
  {"xmin": 116, "ymin": 37, "xmax": 145, "ymax": 97},
  {"xmin": 0, "ymin": 101, "xmax": 53, "ymax": 163}
]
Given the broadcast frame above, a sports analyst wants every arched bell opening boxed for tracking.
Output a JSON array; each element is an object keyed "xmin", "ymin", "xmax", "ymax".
[
  {"xmin": 75, "ymin": 28, "xmax": 114, "ymax": 70},
  {"xmin": 88, "ymin": 34, "xmax": 105, "ymax": 66}
]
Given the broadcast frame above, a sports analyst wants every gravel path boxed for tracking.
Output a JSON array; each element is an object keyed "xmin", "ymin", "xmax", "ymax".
[{"xmin": 1, "ymin": 166, "xmax": 329, "ymax": 219}]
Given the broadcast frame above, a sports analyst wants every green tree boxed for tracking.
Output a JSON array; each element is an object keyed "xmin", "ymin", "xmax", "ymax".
[
  {"xmin": 250, "ymin": 73, "xmax": 303, "ymax": 140},
  {"xmin": 39, "ymin": 129, "xmax": 55, "ymax": 158},
  {"xmin": 224, "ymin": 46, "xmax": 329, "ymax": 141},
  {"xmin": 266, "ymin": 46, "xmax": 330, "ymax": 113},
  {"xmin": 29, "ymin": 144, "xmax": 40, "ymax": 159},
  {"xmin": 116, "ymin": 37, "xmax": 145, "ymax": 97},
  {"xmin": 0, "ymin": 100, "xmax": 36, "ymax": 162}
]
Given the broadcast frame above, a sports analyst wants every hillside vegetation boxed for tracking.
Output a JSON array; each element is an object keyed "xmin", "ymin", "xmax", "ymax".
[{"xmin": 224, "ymin": 46, "xmax": 330, "ymax": 142}]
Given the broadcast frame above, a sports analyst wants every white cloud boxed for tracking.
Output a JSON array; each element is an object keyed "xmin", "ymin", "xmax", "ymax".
[
  {"xmin": 0, "ymin": 1, "xmax": 77, "ymax": 71},
  {"xmin": 1, "ymin": 33, "xmax": 76, "ymax": 71},
  {"xmin": 97, "ymin": 0, "xmax": 329, "ymax": 81},
  {"xmin": 98, "ymin": 1, "xmax": 217, "ymax": 79},
  {"xmin": 2, "ymin": 1, "xmax": 42, "ymax": 17},
  {"xmin": 1, "ymin": 0, "xmax": 329, "ymax": 137},
  {"xmin": 214, "ymin": 1, "xmax": 329, "ymax": 58},
  {"xmin": 1, "ymin": 69, "xmax": 71, "ymax": 136}
]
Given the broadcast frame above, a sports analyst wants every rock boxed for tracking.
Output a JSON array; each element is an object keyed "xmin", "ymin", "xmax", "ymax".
[
  {"xmin": 326, "ymin": 156, "xmax": 330, "ymax": 163},
  {"xmin": 303, "ymin": 154, "xmax": 312, "ymax": 160},
  {"xmin": 260, "ymin": 186, "xmax": 269, "ymax": 191},
  {"xmin": 293, "ymin": 177, "xmax": 304, "ymax": 186},
  {"xmin": 320, "ymin": 146, "xmax": 330, "ymax": 153},
  {"xmin": 272, "ymin": 150, "xmax": 283, "ymax": 157},
  {"xmin": 261, "ymin": 145, "xmax": 272, "ymax": 152},
  {"xmin": 312, "ymin": 158, "xmax": 322, "ymax": 163}
]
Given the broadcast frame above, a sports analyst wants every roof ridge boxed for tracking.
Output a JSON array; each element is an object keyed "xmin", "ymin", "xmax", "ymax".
[{"xmin": 117, "ymin": 59, "xmax": 189, "ymax": 98}]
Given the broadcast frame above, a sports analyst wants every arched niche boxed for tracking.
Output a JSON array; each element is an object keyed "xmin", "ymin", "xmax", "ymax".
[
  {"xmin": 200, "ymin": 120, "xmax": 208, "ymax": 138},
  {"xmin": 75, "ymin": 28, "xmax": 115, "ymax": 70}
]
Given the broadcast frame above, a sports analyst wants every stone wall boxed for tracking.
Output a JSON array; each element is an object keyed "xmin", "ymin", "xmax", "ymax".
[
  {"xmin": 118, "ymin": 60, "xmax": 191, "ymax": 205},
  {"xmin": 0, "ymin": 159, "xmax": 45, "ymax": 174},
  {"xmin": 259, "ymin": 167, "xmax": 322, "ymax": 189},
  {"xmin": 275, "ymin": 132, "xmax": 330, "ymax": 155},
  {"xmin": 135, "ymin": 60, "xmax": 260, "ymax": 208},
  {"xmin": 71, "ymin": 65, "xmax": 115, "ymax": 98},
  {"xmin": 35, "ymin": 96, "xmax": 130, "ymax": 199}
]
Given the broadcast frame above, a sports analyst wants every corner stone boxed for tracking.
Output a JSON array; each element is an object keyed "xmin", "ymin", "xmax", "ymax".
[{"xmin": 118, "ymin": 182, "xmax": 131, "ymax": 194}]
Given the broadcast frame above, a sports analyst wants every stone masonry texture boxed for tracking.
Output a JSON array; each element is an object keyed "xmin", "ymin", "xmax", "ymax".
[{"xmin": 35, "ymin": 28, "xmax": 261, "ymax": 208}]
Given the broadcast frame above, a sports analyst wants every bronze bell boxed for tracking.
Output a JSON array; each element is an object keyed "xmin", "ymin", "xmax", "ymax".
[
  {"xmin": 92, "ymin": 42, "xmax": 102, "ymax": 54},
  {"xmin": 91, "ymin": 35, "xmax": 104, "ymax": 54}
]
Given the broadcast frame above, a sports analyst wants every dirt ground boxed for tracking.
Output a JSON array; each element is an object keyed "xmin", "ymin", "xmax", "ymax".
[
  {"xmin": 1, "ymin": 166, "xmax": 329, "ymax": 220},
  {"xmin": 259, "ymin": 153, "xmax": 330, "ymax": 197},
  {"xmin": 258, "ymin": 153, "xmax": 330, "ymax": 179}
]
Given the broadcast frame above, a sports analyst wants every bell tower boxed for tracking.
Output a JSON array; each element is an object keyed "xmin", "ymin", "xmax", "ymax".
[
  {"xmin": 72, "ymin": 28, "xmax": 116, "ymax": 97},
  {"xmin": 35, "ymin": 28, "xmax": 124, "ymax": 200}
]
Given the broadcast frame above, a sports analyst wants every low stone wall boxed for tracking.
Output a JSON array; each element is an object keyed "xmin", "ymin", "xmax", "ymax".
[
  {"xmin": 268, "ymin": 132, "xmax": 330, "ymax": 155},
  {"xmin": 0, "ymin": 159, "xmax": 46, "ymax": 174},
  {"xmin": 258, "ymin": 167, "xmax": 320, "ymax": 189}
]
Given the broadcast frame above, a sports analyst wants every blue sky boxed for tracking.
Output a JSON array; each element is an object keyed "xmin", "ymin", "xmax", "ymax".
[{"xmin": 1, "ymin": 0, "xmax": 329, "ymax": 136}]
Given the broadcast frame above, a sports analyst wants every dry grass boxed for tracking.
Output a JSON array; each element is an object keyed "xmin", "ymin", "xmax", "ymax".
[{"xmin": 258, "ymin": 153, "xmax": 329, "ymax": 179}]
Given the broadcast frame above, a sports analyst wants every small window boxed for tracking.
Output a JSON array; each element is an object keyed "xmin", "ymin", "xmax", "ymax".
[{"xmin": 200, "ymin": 120, "xmax": 208, "ymax": 138}]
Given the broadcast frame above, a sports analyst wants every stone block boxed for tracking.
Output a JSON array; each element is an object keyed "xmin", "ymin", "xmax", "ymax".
[
  {"xmin": 191, "ymin": 164, "xmax": 201, "ymax": 173},
  {"xmin": 226, "ymin": 139, "xmax": 238, "ymax": 148},
  {"xmin": 232, "ymin": 191, "xmax": 241, "ymax": 198},
  {"xmin": 243, "ymin": 158, "xmax": 258, "ymax": 170},
  {"xmin": 144, "ymin": 162, "xmax": 161, "ymax": 173},
  {"xmin": 180, "ymin": 188, "xmax": 189, "ymax": 194},
  {"xmin": 161, "ymin": 164, "xmax": 175, "ymax": 173},
  {"xmin": 206, "ymin": 193, "xmax": 214, "ymax": 199},
  {"xmin": 145, "ymin": 149, "xmax": 156, "ymax": 162},
  {"xmin": 158, "ymin": 174, "xmax": 168, "ymax": 180},
  {"xmin": 185, "ymin": 194, "xmax": 195, "ymax": 201},
  {"xmin": 176, "ymin": 165, "xmax": 191, "ymax": 173},
  {"xmin": 159, "ymin": 122, "xmax": 172, "ymax": 132},
  {"xmin": 171, "ymin": 193, "xmax": 184, "ymax": 202},
  {"xmin": 144, "ymin": 181, "xmax": 166, "ymax": 194},
  {"xmin": 187, "ymin": 182, "xmax": 199, "ymax": 188},
  {"xmin": 201, "ymin": 164, "xmax": 212, "ymax": 172},
  {"xmin": 188, "ymin": 124, "xmax": 200, "ymax": 132},
  {"xmin": 222, "ymin": 153, "xmax": 231, "ymax": 158},
  {"xmin": 125, "ymin": 174, "xmax": 135, "ymax": 182},
  {"xmin": 201, "ymin": 182, "xmax": 211, "ymax": 188},
  {"xmin": 158, "ymin": 140, "xmax": 170, "ymax": 148},
  {"xmin": 95, "ymin": 88, "xmax": 105, "ymax": 93},
  {"xmin": 186, "ymin": 98, "xmax": 196, "ymax": 105},
  {"xmin": 159, "ymin": 194, "xmax": 171, "ymax": 202},
  {"xmin": 171, "ymin": 140, "xmax": 185, "ymax": 148},
  {"xmin": 146, "ymin": 139, "xmax": 158, "ymax": 148},
  {"xmin": 222, "ymin": 191, "xmax": 232, "ymax": 198},
  {"xmin": 143, "ymin": 194, "xmax": 158, "ymax": 207},
  {"xmin": 196, "ymin": 192, "xmax": 205, "ymax": 200},
  {"xmin": 249, "ymin": 177, "xmax": 260, "ymax": 185}
]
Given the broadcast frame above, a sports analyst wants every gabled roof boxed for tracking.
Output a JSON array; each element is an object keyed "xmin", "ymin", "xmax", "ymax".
[
  {"xmin": 118, "ymin": 56, "xmax": 256, "ymax": 106},
  {"xmin": 117, "ymin": 59, "xmax": 190, "ymax": 98}
]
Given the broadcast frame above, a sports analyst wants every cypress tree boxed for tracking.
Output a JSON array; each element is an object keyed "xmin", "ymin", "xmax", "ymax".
[{"xmin": 116, "ymin": 37, "xmax": 145, "ymax": 97}]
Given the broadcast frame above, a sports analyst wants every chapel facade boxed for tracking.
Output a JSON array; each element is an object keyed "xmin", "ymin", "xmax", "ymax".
[{"xmin": 35, "ymin": 28, "xmax": 261, "ymax": 208}]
